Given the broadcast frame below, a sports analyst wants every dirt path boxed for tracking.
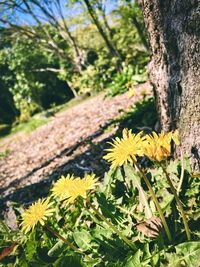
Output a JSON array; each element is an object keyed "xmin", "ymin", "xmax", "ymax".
[{"xmin": 0, "ymin": 83, "xmax": 151, "ymax": 208}]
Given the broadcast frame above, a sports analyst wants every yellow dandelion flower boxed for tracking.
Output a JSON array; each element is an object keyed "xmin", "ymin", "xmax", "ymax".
[
  {"xmin": 51, "ymin": 174, "xmax": 98, "ymax": 204},
  {"xmin": 103, "ymin": 129, "xmax": 143, "ymax": 168},
  {"xmin": 21, "ymin": 198, "xmax": 54, "ymax": 233},
  {"xmin": 64, "ymin": 177, "xmax": 83, "ymax": 204},
  {"xmin": 51, "ymin": 174, "xmax": 74, "ymax": 201},
  {"xmin": 142, "ymin": 131, "xmax": 177, "ymax": 162},
  {"xmin": 75, "ymin": 174, "xmax": 99, "ymax": 199}
]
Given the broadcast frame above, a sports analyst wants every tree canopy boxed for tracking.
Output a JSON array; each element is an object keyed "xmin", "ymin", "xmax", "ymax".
[{"xmin": 0, "ymin": 0, "xmax": 148, "ymax": 123}]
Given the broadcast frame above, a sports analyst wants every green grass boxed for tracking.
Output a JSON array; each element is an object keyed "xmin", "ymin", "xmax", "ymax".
[
  {"xmin": 12, "ymin": 116, "xmax": 50, "ymax": 134},
  {"xmin": 0, "ymin": 114, "xmax": 50, "ymax": 141},
  {"xmin": 0, "ymin": 149, "xmax": 11, "ymax": 159}
]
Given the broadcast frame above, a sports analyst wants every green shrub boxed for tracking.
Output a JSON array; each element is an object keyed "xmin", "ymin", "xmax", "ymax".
[{"xmin": 107, "ymin": 63, "xmax": 147, "ymax": 97}]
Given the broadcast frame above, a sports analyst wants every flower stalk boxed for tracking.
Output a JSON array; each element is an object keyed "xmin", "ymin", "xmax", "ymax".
[
  {"xmin": 133, "ymin": 160, "xmax": 172, "ymax": 242},
  {"xmin": 177, "ymin": 149, "xmax": 185, "ymax": 194},
  {"xmin": 86, "ymin": 200, "xmax": 136, "ymax": 250},
  {"xmin": 160, "ymin": 164, "xmax": 191, "ymax": 241}
]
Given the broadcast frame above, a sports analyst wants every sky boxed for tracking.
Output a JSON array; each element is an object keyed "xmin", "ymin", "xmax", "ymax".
[{"xmin": 1, "ymin": 0, "xmax": 116, "ymax": 27}]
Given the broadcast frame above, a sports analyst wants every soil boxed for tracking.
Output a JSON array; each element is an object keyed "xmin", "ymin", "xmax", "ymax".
[{"xmin": 0, "ymin": 83, "xmax": 152, "ymax": 219}]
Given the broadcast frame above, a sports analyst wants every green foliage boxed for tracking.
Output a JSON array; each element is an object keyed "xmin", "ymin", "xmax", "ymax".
[
  {"xmin": 0, "ymin": 219, "xmax": 22, "ymax": 266},
  {"xmin": 1, "ymin": 155, "xmax": 199, "ymax": 266},
  {"xmin": 0, "ymin": 33, "xmax": 73, "ymax": 124},
  {"xmin": 0, "ymin": 49, "xmax": 18, "ymax": 124},
  {"xmin": 0, "ymin": 0, "xmax": 149, "ymax": 126},
  {"xmin": 107, "ymin": 63, "xmax": 147, "ymax": 96},
  {"xmin": 0, "ymin": 149, "xmax": 10, "ymax": 159},
  {"xmin": 112, "ymin": 97, "xmax": 157, "ymax": 131},
  {"xmin": 164, "ymin": 241, "xmax": 200, "ymax": 267},
  {"xmin": 72, "ymin": 65, "xmax": 105, "ymax": 95}
]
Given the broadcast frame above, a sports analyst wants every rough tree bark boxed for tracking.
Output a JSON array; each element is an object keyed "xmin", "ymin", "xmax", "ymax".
[{"xmin": 142, "ymin": 0, "xmax": 200, "ymax": 171}]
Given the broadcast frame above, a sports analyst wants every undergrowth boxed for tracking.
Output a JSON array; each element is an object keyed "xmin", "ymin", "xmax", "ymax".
[{"xmin": 0, "ymin": 130, "xmax": 199, "ymax": 267}]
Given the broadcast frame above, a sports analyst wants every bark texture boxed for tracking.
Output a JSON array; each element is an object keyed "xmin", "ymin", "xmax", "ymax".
[{"xmin": 142, "ymin": 0, "xmax": 200, "ymax": 170}]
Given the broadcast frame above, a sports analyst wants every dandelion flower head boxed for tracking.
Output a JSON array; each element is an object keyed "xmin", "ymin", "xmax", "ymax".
[
  {"xmin": 103, "ymin": 129, "xmax": 144, "ymax": 168},
  {"xmin": 21, "ymin": 198, "xmax": 54, "ymax": 233},
  {"xmin": 77, "ymin": 173, "xmax": 99, "ymax": 199},
  {"xmin": 142, "ymin": 131, "xmax": 179, "ymax": 162},
  {"xmin": 51, "ymin": 173, "xmax": 98, "ymax": 204},
  {"xmin": 51, "ymin": 174, "xmax": 75, "ymax": 200}
]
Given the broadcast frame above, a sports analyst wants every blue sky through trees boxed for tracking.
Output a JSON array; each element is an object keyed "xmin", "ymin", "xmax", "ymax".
[{"xmin": 0, "ymin": 0, "xmax": 115, "ymax": 27}]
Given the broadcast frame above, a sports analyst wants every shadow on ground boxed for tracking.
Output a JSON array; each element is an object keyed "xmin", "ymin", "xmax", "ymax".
[{"xmin": 0, "ymin": 97, "xmax": 157, "ymax": 219}]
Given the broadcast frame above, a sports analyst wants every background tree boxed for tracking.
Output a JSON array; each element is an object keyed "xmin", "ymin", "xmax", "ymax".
[
  {"xmin": 141, "ymin": 0, "xmax": 200, "ymax": 170},
  {"xmin": 0, "ymin": 30, "xmax": 73, "ymax": 122},
  {"xmin": 0, "ymin": 0, "xmax": 83, "ymax": 97},
  {"xmin": 81, "ymin": 0, "xmax": 123, "ymax": 68},
  {"xmin": 0, "ymin": 0, "xmax": 149, "ymax": 123},
  {"xmin": 117, "ymin": 1, "xmax": 148, "ymax": 50}
]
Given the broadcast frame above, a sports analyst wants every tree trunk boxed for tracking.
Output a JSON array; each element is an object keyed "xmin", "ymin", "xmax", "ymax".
[
  {"xmin": 131, "ymin": 16, "xmax": 149, "ymax": 50},
  {"xmin": 98, "ymin": 5, "xmax": 114, "ymax": 41},
  {"xmin": 142, "ymin": 0, "xmax": 200, "ymax": 171},
  {"xmin": 67, "ymin": 81, "xmax": 78, "ymax": 98},
  {"xmin": 83, "ymin": 0, "xmax": 123, "ymax": 69}
]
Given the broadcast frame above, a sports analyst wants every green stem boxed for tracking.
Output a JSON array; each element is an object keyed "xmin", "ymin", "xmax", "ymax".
[
  {"xmin": 133, "ymin": 161, "xmax": 172, "ymax": 242},
  {"xmin": 161, "ymin": 164, "xmax": 191, "ymax": 241},
  {"xmin": 86, "ymin": 200, "xmax": 136, "ymax": 250},
  {"xmin": 44, "ymin": 225, "xmax": 91, "ymax": 260},
  {"xmin": 177, "ymin": 149, "xmax": 185, "ymax": 194}
]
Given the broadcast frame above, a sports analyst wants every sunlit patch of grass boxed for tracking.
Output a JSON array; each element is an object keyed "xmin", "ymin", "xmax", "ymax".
[
  {"xmin": 11, "ymin": 116, "xmax": 50, "ymax": 135},
  {"xmin": 0, "ymin": 149, "xmax": 11, "ymax": 159},
  {"xmin": 0, "ymin": 116, "xmax": 50, "ymax": 141}
]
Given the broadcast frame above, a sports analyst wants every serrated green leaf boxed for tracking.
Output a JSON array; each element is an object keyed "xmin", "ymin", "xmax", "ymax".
[
  {"xmin": 92, "ymin": 225, "xmax": 112, "ymax": 241},
  {"xmin": 161, "ymin": 194, "xmax": 174, "ymax": 213},
  {"xmin": 96, "ymin": 193, "xmax": 123, "ymax": 224},
  {"xmin": 176, "ymin": 241, "xmax": 200, "ymax": 266},
  {"xmin": 25, "ymin": 231, "xmax": 37, "ymax": 261},
  {"xmin": 124, "ymin": 250, "xmax": 142, "ymax": 267},
  {"xmin": 167, "ymin": 159, "xmax": 180, "ymax": 175},
  {"xmin": 184, "ymin": 156, "xmax": 192, "ymax": 173},
  {"xmin": 167, "ymin": 241, "xmax": 200, "ymax": 267},
  {"xmin": 100, "ymin": 168, "xmax": 117, "ymax": 196},
  {"xmin": 124, "ymin": 164, "xmax": 152, "ymax": 219},
  {"xmin": 115, "ymin": 167, "xmax": 124, "ymax": 181},
  {"xmin": 73, "ymin": 229, "xmax": 93, "ymax": 251}
]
